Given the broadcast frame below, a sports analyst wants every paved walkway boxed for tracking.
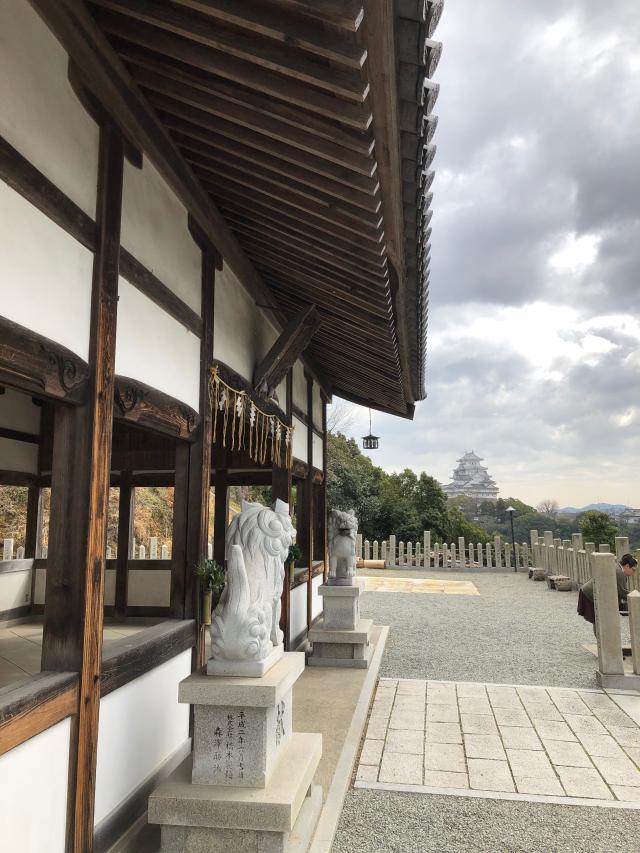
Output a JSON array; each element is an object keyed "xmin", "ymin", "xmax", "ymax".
[
  {"xmin": 333, "ymin": 569, "xmax": 640, "ymax": 852},
  {"xmin": 357, "ymin": 678, "xmax": 640, "ymax": 804}
]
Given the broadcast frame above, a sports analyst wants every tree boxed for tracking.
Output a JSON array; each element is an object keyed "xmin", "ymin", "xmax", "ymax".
[
  {"xmin": 536, "ymin": 499, "xmax": 559, "ymax": 516},
  {"xmin": 578, "ymin": 511, "xmax": 619, "ymax": 551},
  {"xmin": 326, "ymin": 432, "xmax": 383, "ymax": 540},
  {"xmin": 326, "ymin": 400, "xmax": 357, "ymax": 434}
]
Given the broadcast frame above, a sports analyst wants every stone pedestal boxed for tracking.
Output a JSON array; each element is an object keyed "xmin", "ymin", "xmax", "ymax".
[
  {"xmin": 149, "ymin": 653, "xmax": 322, "ymax": 852},
  {"xmin": 308, "ymin": 578, "xmax": 373, "ymax": 668}
]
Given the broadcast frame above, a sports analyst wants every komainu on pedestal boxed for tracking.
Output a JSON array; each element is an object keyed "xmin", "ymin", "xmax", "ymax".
[
  {"xmin": 149, "ymin": 500, "xmax": 322, "ymax": 853},
  {"xmin": 309, "ymin": 508, "xmax": 373, "ymax": 669}
]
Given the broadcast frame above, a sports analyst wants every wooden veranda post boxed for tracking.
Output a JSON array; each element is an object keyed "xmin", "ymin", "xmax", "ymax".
[
  {"xmin": 114, "ymin": 471, "xmax": 133, "ymax": 617},
  {"xmin": 41, "ymin": 122, "xmax": 124, "ymax": 853},
  {"xmin": 185, "ymin": 237, "xmax": 216, "ymax": 667},
  {"xmin": 305, "ymin": 373, "xmax": 314, "ymax": 629}
]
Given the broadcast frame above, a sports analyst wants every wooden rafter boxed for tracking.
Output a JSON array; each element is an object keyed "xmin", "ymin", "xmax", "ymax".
[{"xmin": 253, "ymin": 305, "xmax": 321, "ymax": 397}]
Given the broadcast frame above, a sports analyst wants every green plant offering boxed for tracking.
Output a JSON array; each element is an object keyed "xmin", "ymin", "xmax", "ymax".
[
  {"xmin": 287, "ymin": 543, "xmax": 302, "ymax": 564},
  {"xmin": 195, "ymin": 558, "xmax": 226, "ymax": 595}
]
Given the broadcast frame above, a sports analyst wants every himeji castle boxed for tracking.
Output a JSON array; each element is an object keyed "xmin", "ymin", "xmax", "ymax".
[{"xmin": 442, "ymin": 451, "xmax": 499, "ymax": 500}]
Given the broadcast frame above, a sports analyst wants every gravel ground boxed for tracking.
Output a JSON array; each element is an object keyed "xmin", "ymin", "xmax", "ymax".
[
  {"xmin": 359, "ymin": 568, "xmax": 631, "ymax": 688},
  {"xmin": 332, "ymin": 568, "xmax": 639, "ymax": 853}
]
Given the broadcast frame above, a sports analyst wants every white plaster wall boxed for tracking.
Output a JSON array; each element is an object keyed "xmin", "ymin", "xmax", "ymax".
[
  {"xmin": 312, "ymin": 574, "xmax": 323, "ymax": 621},
  {"xmin": 0, "ymin": 183, "xmax": 93, "ymax": 360},
  {"xmin": 292, "ymin": 361, "xmax": 307, "ymax": 411},
  {"xmin": 312, "ymin": 384, "xmax": 323, "ymax": 431},
  {"xmin": 34, "ymin": 568, "xmax": 46, "ymax": 605},
  {"xmin": 121, "ymin": 159, "xmax": 202, "ymax": 313},
  {"xmin": 94, "ymin": 650, "xmax": 191, "ymax": 825},
  {"xmin": 116, "ymin": 278, "xmax": 200, "ymax": 411},
  {"xmin": 0, "ymin": 388, "xmax": 41, "ymax": 433},
  {"xmin": 0, "ymin": 569, "xmax": 32, "ymax": 611},
  {"xmin": 312, "ymin": 433, "xmax": 324, "ymax": 472},
  {"xmin": 290, "ymin": 583, "xmax": 308, "ymax": 646},
  {"xmin": 213, "ymin": 263, "xmax": 280, "ymax": 384},
  {"xmin": 127, "ymin": 569, "xmax": 171, "ymax": 607},
  {"xmin": 292, "ymin": 417, "xmax": 308, "ymax": 464},
  {"xmin": 0, "ymin": 437, "xmax": 38, "ymax": 474},
  {"xmin": 0, "ymin": 0, "xmax": 99, "ymax": 216},
  {"xmin": 0, "ymin": 716, "xmax": 70, "ymax": 853}
]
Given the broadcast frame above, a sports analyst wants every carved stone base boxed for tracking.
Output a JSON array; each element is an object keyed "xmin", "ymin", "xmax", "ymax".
[
  {"xmin": 150, "ymin": 737, "xmax": 322, "ymax": 852},
  {"xmin": 308, "ymin": 618, "xmax": 373, "ymax": 669},
  {"xmin": 207, "ymin": 644, "xmax": 284, "ymax": 678},
  {"xmin": 319, "ymin": 578, "xmax": 365, "ymax": 630},
  {"xmin": 183, "ymin": 653, "xmax": 304, "ymax": 787}
]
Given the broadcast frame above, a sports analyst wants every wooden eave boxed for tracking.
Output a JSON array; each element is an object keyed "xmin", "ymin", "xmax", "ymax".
[{"xmin": 76, "ymin": 0, "xmax": 443, "ymax": 417}]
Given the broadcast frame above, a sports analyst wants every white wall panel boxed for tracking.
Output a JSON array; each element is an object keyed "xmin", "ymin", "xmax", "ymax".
[
  {"xmin": 127, "ymin": 569, "xmax": 171, "ymax": 607},
  {"xmin": 0, "ymin": 437, "xmax": 38, "ymax": 474},
  {"xmin": 116, "ymin": 279, "xmax": 200, "ymax": 411},
  {"xmin": 104, "ymin": 569, "xmax": 116, "ymax": 607},
  {"xmin": 0, "ymin": 183, "xmax": 93, "ymax": 360},
  {"xmin": 94, "ymin": 650, "xmax": 191, "ymax": 825},
  {"xmin": 213, "ymin": 263, "xmax": 279, "ymax": 383},
  {"xmin": 0, "ymin": 569, "xmax": 31, "ymax": 611},
  {"xmin": 292, "ymin": 361, "xmax": 307, "ymax": 411},
  {"xmin": 312, "ymin": 573, "xmax": 323, "ymax": 621},
  {"xmin": 312, "ymin": 383, "xmax": 323, "ymax": 431},
  {"xmin": 292, "ymin": 417, "xmax": 308, "ymax": 464},
  {"xmin": 0, "ymin": 0, "xmax": 99, "ymax": 216},
  {"xmin": 0, "ymin": 717, "xmax": 70, "ymax": 853},
  {"xmin": 0, "ymin": 388, "xmax": 41, "ymax": 433},
  {"xmin": 312, "ymin": 433, "xmax": 324, "ymax": 472},
  {"xmin": 290, "ymin": 583, "xmax": 308, "ymax": 646},
  {"xmin": 121, "ymin": 159, "xmax": 202, "ymax": 313}
]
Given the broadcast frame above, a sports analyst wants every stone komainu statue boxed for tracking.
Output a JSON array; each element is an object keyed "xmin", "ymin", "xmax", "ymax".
[
  {"xmin": 210, "ymin": 499, "xmax": 295, "ymax": 664},
  {"xmin": 328, "ymin": 508, "xmax": 358, "ymax": 585}
]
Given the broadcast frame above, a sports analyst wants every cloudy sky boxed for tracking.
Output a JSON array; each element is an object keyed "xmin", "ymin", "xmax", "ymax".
[{"xmin": 332, "ymin": 0, "xmax": 640, "ymax": 508}]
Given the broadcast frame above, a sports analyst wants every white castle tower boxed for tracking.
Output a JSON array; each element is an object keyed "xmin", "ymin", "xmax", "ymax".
[{"xmin": 442, "ymin": 451, "xmax": 499, "ymax": 500}]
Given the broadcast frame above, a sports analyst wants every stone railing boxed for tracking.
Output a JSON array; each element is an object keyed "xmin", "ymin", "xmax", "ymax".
[
  {"xmin": 355, "ymin": 532, "xmax": 534, "ymax": 571},
  {"xmin": 529, "ymin": 531, "xmax": 640, "ymax": 591}
]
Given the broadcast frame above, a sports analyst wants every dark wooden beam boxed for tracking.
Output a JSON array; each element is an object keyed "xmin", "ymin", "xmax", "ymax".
[
  {"xmin": 253, "ymin": 306, "xmax": 321, "ymax": 398},
  {"xmin": 0, "ymin": 426, "xmax": 39, "ymax": 444},
  {"xmin": 212, "ymin": 466, "xmax": 227, "ymax": 570},
  {"xmin": 100, "ymin": 620, "xmax": 195, "ymax": 696},
  {"xmin": 114, "ymin": 472, "xmax": 133, "ymax": 617},
  {"xmin": 0, "ymin": 315, "xmax": 90, "ymax": 404},
  {"xmin": 0, "ymin": 673, "xmax": 78, "ymax": 757},
  {"xmin": 113, "ymin": 375, "xmax": 200, "ymax": 440},
  {"xmin": 41, "ymin": 123, "xmax": 124, "ymax": 853},
  {"xmin": 268, "ymin": 0, "xmax": 364, "ymax": 31},
  {"xmin": 90, "ymin": 0, "xmax": 369, "ymax": 100}
]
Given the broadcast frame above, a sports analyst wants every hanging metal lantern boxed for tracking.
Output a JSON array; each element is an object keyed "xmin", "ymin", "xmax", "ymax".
[{"xmin": 362, "ymin": 409, "xmax": 379, "ymax": 450}]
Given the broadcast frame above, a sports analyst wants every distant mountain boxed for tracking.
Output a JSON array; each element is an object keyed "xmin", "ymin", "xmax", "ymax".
[{"xmin": 559, "ymin": 503, "xmax": 629, "ymax": 515}]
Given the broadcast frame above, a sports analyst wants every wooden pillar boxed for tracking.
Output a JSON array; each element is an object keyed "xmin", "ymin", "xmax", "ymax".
[
  {"xmin": 321, "ymin": 396, "xmax": 328, "ymax": 581},
  {"xmin": 272, "ymin": 459, "xmax": 292, "ymax": 649},
  {"xmin": 212, "ymin": 466, "xmax": 228, "ymax": 569},
  {"xmin": 305, "ymin": 374, "xmax": 314, "ymax": 630},
  {"xmin": 41, "ymin": 122, "xmax": 123, "ymax": 853},
  {"xmin": 185, "ymin": 242, "xmax": 216, "ymax": 667},
  {"xmin": 114, "ymin": 471, "xmax": 132, "ymax": 618},
  {"xmin": 170, "ymin": 442, "xmax": 189, "ymax": 618}
]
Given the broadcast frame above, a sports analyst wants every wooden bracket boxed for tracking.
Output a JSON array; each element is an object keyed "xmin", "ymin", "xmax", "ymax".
[{"xmin": 253, "ymin": 305, "xmax": 321, "ymax": 398}]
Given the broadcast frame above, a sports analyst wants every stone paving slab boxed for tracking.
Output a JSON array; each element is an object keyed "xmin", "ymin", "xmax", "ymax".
[
  {"xmin": 355, "ymin": 678, "xmax": 640, "ymax": 808},
  {"xmin": 363, "ymin": 577, "xmax": 479, "ymax": 596}
]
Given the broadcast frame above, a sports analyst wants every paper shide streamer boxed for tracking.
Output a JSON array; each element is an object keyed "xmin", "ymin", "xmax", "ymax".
[{"xmin": 208, "ymin": 366, "xmax": 293, "ymax": 467}]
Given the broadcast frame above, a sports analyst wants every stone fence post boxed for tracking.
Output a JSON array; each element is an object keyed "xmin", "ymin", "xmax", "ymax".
[
  {"xmin": 458, "ymin": 537, "xmax": 465, "ymax": 568},
  {"xmin": 381, "ymin": 541, "xmax": 387, "ymax": 564},
  {"xmin": 161, "ymin": 544, "xmax": 169, "ymax": 559},
  {"xmin": 615, "ymin": 537, "xmax": 630, "ymax": 561},
  {"xmin": 450, "ymin": 542, "xmax": 456, "ymax": 568},
  {"xmin": 139, "ymin": 544, "xmax": 146, "ymax": 559},
  {"xmin": 3, "ymin": 538, "xmax": 14, "ymax": 561},
  {"xmin": 592, "ymin": 552, "xmax": 624, "ymax": 685},
  {"xmin": 373, "ymin": 540, "xmax": 379, "ymax": 561},
  {"xmin": 599, "ymin": 543, "xmax": 610, "ymax": 553},
  {"xmin": 364, "ymin": 539, "xmax": 371, "ymax": 561},
  {"xmin": 477, "ymin": 542, "xmax": 483, "ymax": 568},
  {"xmin": 150, "ymin": 536, "xmax": 158, "ymax": 560},
  {"xmin": 399, "ymin": 541, "xmax": 404, "ymax": 566},
  {"xmin": 424, "ymin": 531, "xmax": 431, "ymax": 568},
  {"xmin": 356, "ymin": 534, "xmax": 363, "ymax": 560},
  {"xmin": 629, "ymin": 591, "xmax": 640, "ymax": 676},
  {"xmin": 16, "ymin": 545, "xmax": 25, "ymax": 559},
  {"xmin": 415, "ymin": 543, "xmax": 421, "ymax": 567},
  {"xmin": 504, "ymin": 543, "xmax": 512, "ymax": 569},
  {"xmin": 389, "ymin": 535, "xmax": 396, "ymax": 566},
  {"xmin": 485, "ymin": 543, "xmax": 492, "ymax": 568},
  {"xmin": 468, "ymin": 542, "xmax": 475, "ymax": 567},
  {"xmin": 406, "ymin": 541, "xmax": 412, "ymax": 567}
]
